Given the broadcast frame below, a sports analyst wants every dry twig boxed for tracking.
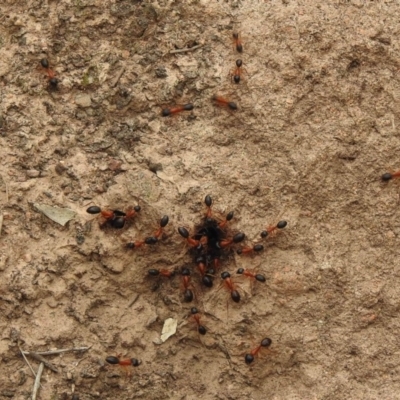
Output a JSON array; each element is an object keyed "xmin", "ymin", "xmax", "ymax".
[{"xmin": 31, "ymin": 362, "xmax": 44, "ymax": 400}]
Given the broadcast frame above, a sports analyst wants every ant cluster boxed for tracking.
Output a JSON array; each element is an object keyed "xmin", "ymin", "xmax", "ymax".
[
  {"xmin": 87, "ymin": 195, "xmax": 287, "ymax": 371},
  {"xmin": 148, "ymin": 195, "xmax": 287, "ymax": 364}
]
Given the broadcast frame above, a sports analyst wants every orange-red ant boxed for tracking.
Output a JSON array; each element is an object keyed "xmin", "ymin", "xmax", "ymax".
[
  {"xmin": 126, "ymin": 236, "xmax": 158, "ymax": 249},
  {"xmin": 236, "ymin": 244, "xmax": 264, "ymax": 255},
  {"xmin": 190, "ymin": 307, "xmax": 207, "ymax": 335},
  {"xmin": 232, "ymin": 33, "xmax": 243, "ymax": 53},
  {"xmin": 105, "ymin": 356, "xmax": 141, "ymax": 377},
  {"xmin": 221, "ymin": 271, "xmax": 240, "ymax": 302},
  {"xmin": 237, "ymin": 268, "xmax": 266, "ymax": 283},
  {"xmin": 196, "ymin": 256, "xmax": 213, "ymax": 287},
  {"xmin": 86, "ymin": 205, "xmax": 141, "ymax": 229},
  {"xmin": 40, "ymin": 58, "xmax": 58, "ymax": 88},
  {"xmin": 126, "ymin": 215, "xmax": 168, "ymax": 249},
  {"xmin": 245, "ymin": 338, "xmax": 272, "ymax": 364},
  {"xmin": 382, "ymin": 171, "xmax": 400, "ymax": 181},
  {"xmin": 231, "ymin": 59, "xmax": 244, "ymax": 84},
  {"xmin": 212, "ymin": 95, "xmax": 238, "ymax": 111},
  {"xmin": 153, "ymin": 215, "xmax": 169, "ymax": 238},
  {"xmin": 148, "ymin": 268, "xmax": 175, "ymax": 278},
  {"xmin": 260, "ymin": 220, "xmax": 287, "ymax": 238},
  {"xmin": 181, "ymin": 267, "xmax": 194, "ymax": 302},
  {"xmin": 217, "ymin": 232, "xmax": 245, "ymax": 248},
  {"xmin": 161, "ymin": 104, "xmax": 194, "ymax": 117},
  {"xmin": 178, "ymin": 227, "xmax": 201, "ymax": 248}
]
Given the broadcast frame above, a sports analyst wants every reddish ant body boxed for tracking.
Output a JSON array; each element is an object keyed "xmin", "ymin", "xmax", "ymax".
[
  {"xmin": 190, "ymin": 307, "xmax": 207, "ymax": 335},
  {"xmin": 161, "ymin": 103, "xmax": 194, "ymax": 117},
  {"xmin": 196, "ymin": 256, "xmax": 213, "ymax": 287},
  {"xmin": 382, "ymin": 171, "xmax": 400, "ymax": 181},
  {"xmin": 260, "ymin": 220, "xmax": 287, "ymax": 238},
  {"xmin": 231, "ymin": 59, "xmax": 244, "ymax": 84},
  {"xmin": 40, "ymin": 58, "xmax": 58, "ymax": 88},
  {"xmin": 221, "ymin": 271, "xmax": 241, "ymax": 302},
  {"xmin": 86, "ymin": 205, "xmax": 141, "ymax": 229},
  {"xmin": 126, "ymin": 215, "xmax": 169, "ymax": 249},
  {"xmin": 178, "ymin": 227, "xmax": 201, "ymax": 248},
  {"xmin": 217, "ymin": 232, "xmax": 245, "ymax": 248},
  {"xmin": 232, "ymin": 33, "xmax": 243, "ymax": 53},
  {"xmin": 148, "ymin": 268, "xmax": 175, "ymax": 278},
  {"xmin": 105, "ymin": 356, "xmax": 141, "ymax": 377},
  {"xmin": 237, "ymin": 268, "xmax": 266, "ymax": 283},
  {"xmin": 212, "ymin": 95, "xmax": 238, "ymax": 111},
  {"xmin": 181, "ymin": 267, "xmax": 194, "ymax": 302},
  {"xmin": 245, "ymin": 338, "xmax": 272, "ymax": 364},
  {"xmin": 236, "ymin": 244, "xmax": 264, "ymax": 255}
]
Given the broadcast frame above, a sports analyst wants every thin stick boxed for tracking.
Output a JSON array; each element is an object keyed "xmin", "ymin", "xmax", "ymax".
[
  {"xmin": 128, "ymin": 294, "xmax": 140, "ymax": 307},
  {"xmin": 32, "ymin": 362, "xmax": 44, "ymax": 400},
  {"xmin": 0, "ymin": 173, "xmax": 9, "ymax": 203},
  {"xmin": 23, "ymin": 346, "xmax": 91, "ymax": 356},
  {"xmin": 25, "ymin": 353, "xmax": 58, "ymax": 373},
  {"xmin": 170, "ymin": 44, "xmax": 202, "ymax": 54},
  {"xmin": 18, "ymin": 343, "xmax": 36, "ymax": 378},
  {"xmin": 111, "ymin": 67, "xmax": 125, "ymax": 88}
]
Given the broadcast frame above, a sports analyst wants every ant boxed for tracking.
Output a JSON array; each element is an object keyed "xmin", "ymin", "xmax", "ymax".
[
  {"xmin": 217, "ymin": 232, "xmax": 245, "ymax": 249},
  {"xmin": 260, "ymin": 220, "xmax": 287, "ymax": 238},
  {"xmin": 178, "ymin": 227, "xmax": 201, "ymax": 248},
  {"xmin": 212, "ymin": 95, "xmax": 238, "ymax": 111},
  {"xmin": 237, "ymin": 268, "xmax": 266, "ymax": 283},
  {"xmin": 181, "ymin": 267, "xmax": 195, "ymax": 302},
  {"xmin": 40, "ymin": 58, "xmax": 58, "ymax": 88},
  {"xmin": 231, "ymin": 59, "xmax": 244, "ymax": 84},
  {"xmin": 382, "ymin": 171, "xmax": 400, "ymax": 181},
  {"xmin": 236, "ymin": 244, "xmax": 264, "ymax": 255},
  {"xmin": 196, "ymin": 256, "xmax": 213, "ymax": 287},
  {"xmin": 161, "ymin": 104, "xmax": 194, "ymax": 117},
  {"xmin": 232, "ymin": 33, "xmax": 243, "ymax": 53},
  {"xmin": 190, "ymin": 307, "xmax": 207, "ymax": 335},
  {"xmin": 126, "ymin": 215, "xmax": 169, "ymax": 249},
  {"xmin": 105, "ymin": 356, "xmax": 141, "ymax": 377},
  {"xmin": 148, "ymin": 268, "xmax": 175, "ymax": 278},
  {"xmin": 245, "ymin": 338, "xmax": 272, "ymax": 364},
  {"xmin": 126, "ymin": 236, "xmax": 158, "ymax": 249},
  {"xmin": 86, "ymin": 205, "xmax": 141, "ymax": 229},
  {"xmin": 221, "ymin": 271, "xmax": 241, "ymax": 302}
]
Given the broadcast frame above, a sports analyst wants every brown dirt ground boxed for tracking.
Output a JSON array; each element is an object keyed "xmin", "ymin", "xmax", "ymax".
[{"xmin": 1, "ymin": 0, "xmax": 400, "ymax": 399}]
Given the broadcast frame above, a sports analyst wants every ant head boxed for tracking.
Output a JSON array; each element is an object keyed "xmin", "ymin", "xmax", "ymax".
[
  {"xmin": 145, "ymin": 236, "xmax": 158, "ymax": 245},
  {"xmin": 202, "ymin": 275, "xmax": 213, "ymax": 287},
  {"xmin": 245, "ymin": 354, "xmax": 254, "ymax": 364},
  {"xmin": 86, "ymin": 206, "xmax": 101, "ymax": 214},
  {"xmin": 105, "ymin": 356, "xmax": 119, "ymax": 365},
  {"xmin": 131, "ymin": 358, "xmax": 141, "ymax": 367},
  {"xmin": 148, "ymin": 269, "xmax": 160, "ymax": 276},
  {"xmin": 260, "ymin": 230, "xmax": 268, "ymax": 238},
  {"xmin": 134, "ymin": 205, "xmax": 141, "ymax": 212},
  {"xmin": 226, "ymin": 211, "xmax": 234, "ymax": 221},
  {"xmin": 190, "ymin": 307, "xmax": 199, "ymax": 315},
  {"xmin": 382, "ymin": 172, "xmax": 393, "ymax": 181},
  {"xmin": 237, "ymin": 268, "xmax": 244, "ymax": 275},
  {"xmin": 111, "ymin": 216, "xmax": 125, "ymax": 229},
  {"xmin": 40, "ymin": 58, "xmax": 49, "ymax": 68},
  {"xmin": 236, "ymin": 59, "xmax": 243, "ymax": 67},
  {"xmin": 160, "ymin": 215, "xmax": 169, "ymax": 227},
  {"xmin": 221, "ymin": 271, "xmax": 230, "ymax": 279},
  {"xmin": 198, "ymin": 325, "xmax": 207, "ymax": 335},
  {"xmin": 181, "ymin": 267, "xmax": 191, "ymax": 276},
  {"xmin": 205, "ymin": 195, "xmax": 212, "ymax": 207},
  {"xmin": 261, "ymin": 338, "xmax": 272, "ymax": 347},
  {"xmin": 178, "ymin": 227, "xmax": 189, "ymax": 238},
  {"xmin": 233, "ymin": 232, "xmax": 245, "ymax": 243},
  {"xmin": 277, "ymin": 221, "xmax": 287, "ymax": 229},
  {"xmin": 253, "ymin": 244, "xmax": 264, "ymax": 252}
]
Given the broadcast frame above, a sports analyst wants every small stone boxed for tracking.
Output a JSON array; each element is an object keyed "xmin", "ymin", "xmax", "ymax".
[
  {"xmin": 75, "ymin": 94, "xmax": 92, "ymax": 108},
  {"xmin": 26, "ymin": 169, "xmax": 40, "ymax": 178},
  {"xmin": 55, "ymin": 162, "xmax": 67, "ymax": 175}
]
